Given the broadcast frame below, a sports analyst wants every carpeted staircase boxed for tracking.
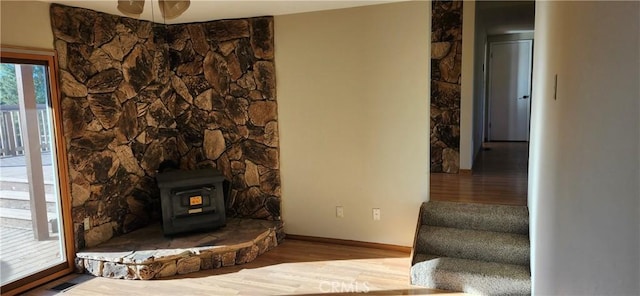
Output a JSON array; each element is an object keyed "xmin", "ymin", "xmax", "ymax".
[{"xmin": 411, "ymin": 201, "xmax": 531, "ymax": 295}]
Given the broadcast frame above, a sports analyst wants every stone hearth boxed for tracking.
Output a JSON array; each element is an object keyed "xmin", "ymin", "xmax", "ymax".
[{"xmin": 75, "ymin": 218, "xmax": 283, "ymax": 279}]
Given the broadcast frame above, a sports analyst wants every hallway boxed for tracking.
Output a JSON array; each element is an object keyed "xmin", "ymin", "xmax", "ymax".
[{"xmin": 430, "ymin": 142, "xmax": 528, "ymax": 206}]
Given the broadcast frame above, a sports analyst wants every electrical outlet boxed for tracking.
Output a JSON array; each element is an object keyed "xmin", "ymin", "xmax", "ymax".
[
  {"xmin": 373, "ymin": 208, "xmax": 381, "ymax": 221},
  {"xmin": 84, "ymin": 217, "xmax": 91, "ymax": 230},
  {"xmin": 336, "ymin": 206, "xmax": 344, "ymax": 218}
]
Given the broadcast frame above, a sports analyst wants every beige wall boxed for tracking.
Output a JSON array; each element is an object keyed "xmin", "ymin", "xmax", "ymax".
[
  {"xmin": 0, "ymin": 1, "xmax": 53, "ymax": 49},
  {"xmin": 1, "ymin": 0, "xmax": 431, "ymax": 247},
  {"xmin": 459, "ymin": 1, "xmax": 475, "ymax": 170},
  {"xmin": 530, "ymin": 1, "xmax": 639, "ymax": 294},
  {"xmin": 472, "ymin": 5, "xmax": 487, "ymax": 164},
  {"xmin": 275, "ymin": 1, "xmax": 430, "ymax": 246}
]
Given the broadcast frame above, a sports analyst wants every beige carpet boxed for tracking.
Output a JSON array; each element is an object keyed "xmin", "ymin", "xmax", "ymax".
[{"xmin": 411, "ymin": 201, "xmax": 531, "ymax": 295}]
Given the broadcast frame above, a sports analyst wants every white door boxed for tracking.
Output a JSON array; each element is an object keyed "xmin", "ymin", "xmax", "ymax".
[{"xmin": 488, "ymin": 40, "xmax": 533, "ymax": 141}]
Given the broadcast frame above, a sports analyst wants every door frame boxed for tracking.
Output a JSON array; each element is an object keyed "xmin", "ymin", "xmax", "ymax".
[
  {"xmin": 484, "ymin": 37, "xmax": 534, "ymax": 142},
  {"xmin": 0, "ymin": 47, "xmax": 74, "ymax": 296}
]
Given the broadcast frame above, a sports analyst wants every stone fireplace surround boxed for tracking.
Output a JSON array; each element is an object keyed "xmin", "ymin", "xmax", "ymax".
[{"xmin": 50, "ymin": 4, "xmax": 281, "ymax": 250}]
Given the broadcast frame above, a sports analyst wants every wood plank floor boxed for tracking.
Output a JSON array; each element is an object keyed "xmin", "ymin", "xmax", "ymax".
[
  {"xmin": 19, "ymin": 143, "xmax": 527, "ymax": 295},
  {"xmin": 23, "ymin": 239, "xmax": 465, "ymax": 296},
  {"xmin": 430, "ymin": 142, "xmax": 528, "ymax": 206}
]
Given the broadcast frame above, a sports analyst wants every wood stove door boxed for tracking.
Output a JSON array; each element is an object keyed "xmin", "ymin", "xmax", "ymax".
[{"xmin": 172, "ymin": 187, "xmax": 216, "ymax": 217}]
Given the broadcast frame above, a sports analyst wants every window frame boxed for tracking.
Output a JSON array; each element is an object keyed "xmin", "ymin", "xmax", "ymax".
[{"xmin": 0, "ymin": 46, "xmax": 75, "ymax": 296}]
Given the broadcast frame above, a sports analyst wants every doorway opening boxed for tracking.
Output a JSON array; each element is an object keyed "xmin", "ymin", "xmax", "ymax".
[
  {"xmin": 429, "ymin": 1, "xmax": 535, "ymax": 206},
  {"xmin": 0, "ymin": 48, "xmax": 74, "ymax": 294}
]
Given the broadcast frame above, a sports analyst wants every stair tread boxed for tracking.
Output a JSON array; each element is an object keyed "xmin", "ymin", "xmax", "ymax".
[
  {"xmin": 420, "ymin": 225, "xmax": 530, "ymax": 239},
  {"xmin": 413, "ymin": 253, "xmax": 530, "ymax": 275},
  {"xmin": 411, "ymin": 253, "xmax": 531, "ymax": 295},
  {"xmin": 416, "ymin": 226, "xmax": 529, "ymax": 266},
  {"xmin": 0, "ymin": 190, "xmax": 57, "ymax": 202},
  {"xmin": 421, "ymin": 201, "xmax": 529, "ymax": 234},
  {"xmin": 0, "ymin": 207, "xmax": 57, "ymax": 220}
]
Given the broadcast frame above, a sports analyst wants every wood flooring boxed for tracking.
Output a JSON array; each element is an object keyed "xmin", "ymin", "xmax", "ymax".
[
  {"xmin": 430, "ymin": 142, "xmax": 529, "ymax": 206},
  {"xmin": 23, "ymin": 239, "xmax": 465, "ymax": 296},
  {"xmin": 21, "ymin": 142, "xmax": 527, "ymax": 295}
]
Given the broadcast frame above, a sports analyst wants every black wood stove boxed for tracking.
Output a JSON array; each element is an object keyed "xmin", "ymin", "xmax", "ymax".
[{"xmin": 156, "ymin": 168, "xmax": 226, "ymax": 236}]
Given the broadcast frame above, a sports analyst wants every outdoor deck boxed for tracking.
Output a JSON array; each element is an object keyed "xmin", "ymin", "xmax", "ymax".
[
  {"xmin": 0, "ymin": 226, "xmax": 64, "ymax": 284},
  {"xmin": 0, "ymin": 152, "xmax": 64, "ymax": 285}
]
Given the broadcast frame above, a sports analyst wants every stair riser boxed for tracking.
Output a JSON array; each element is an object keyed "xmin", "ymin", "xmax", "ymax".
[
  {"xmin": 416, "ymin": 227, "xmax": 530, "ymax": 266},
  {"xmin": 410, "ymin": 255, "xmax": 531, "ymax": 296},
  {"xmin": 0, "ymin": 199, "xmax": 57, "ymax": 212},
  {"xmin": 411, "ymin": 266, "xmax": 531, "ymax": 296},
  {"xmin": 421, "ymin": 202, "xmax": 529, "ymax": 234}
]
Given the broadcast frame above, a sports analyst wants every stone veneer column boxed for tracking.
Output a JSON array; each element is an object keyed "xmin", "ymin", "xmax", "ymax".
[{"xmin": 430, "ymin": 0, "xmax": 462, "ymax": 173}]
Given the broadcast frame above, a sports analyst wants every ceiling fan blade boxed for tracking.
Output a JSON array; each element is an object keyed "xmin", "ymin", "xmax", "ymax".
[
  {"xmin": 117, "ymin": 0, "xmax": 145, "ymax": 17},
  {"xmin": 159, "ymin": 0, "xmax": 191, "ymax": 20}
]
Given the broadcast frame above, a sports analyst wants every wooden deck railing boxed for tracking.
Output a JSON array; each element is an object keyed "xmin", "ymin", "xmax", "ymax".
[{"xmin": 0, "ymin": 104, "xmax": 51, "ymax": 158}]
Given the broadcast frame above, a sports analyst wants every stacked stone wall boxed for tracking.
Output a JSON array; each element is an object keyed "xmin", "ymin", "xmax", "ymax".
[
  {"xmin": 51, "ymin": 4, "xmax": 279, "ymax": 249},
  {"xmin": 431, "ymin": 0, "xmax": 463, "ymax": 173}
]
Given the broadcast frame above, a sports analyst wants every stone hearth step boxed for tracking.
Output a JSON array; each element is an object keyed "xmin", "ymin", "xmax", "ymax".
[{"xmin": 76, "ymin": 218, "xmax": 283, "ymax": 280}]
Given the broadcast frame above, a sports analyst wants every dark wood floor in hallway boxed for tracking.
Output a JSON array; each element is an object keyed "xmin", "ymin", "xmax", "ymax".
[{"xmin": 430, "ymin": 142, "xmax": 528, "ymax": 206}]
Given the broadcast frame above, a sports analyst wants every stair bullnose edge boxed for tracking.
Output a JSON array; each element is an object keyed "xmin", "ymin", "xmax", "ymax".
[
  {"xmin": 411, "ymin": 254, "xmax": 531, "ymax": 296},
  {"xmin": 421, "ymin": 201, "xmax": 529, "ymax": 234}
]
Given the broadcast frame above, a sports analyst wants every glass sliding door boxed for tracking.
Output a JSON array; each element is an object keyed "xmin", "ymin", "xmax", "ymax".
[{"xmin": 1, "ymin": 50, "xmax": 73, "ymax": 294}]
